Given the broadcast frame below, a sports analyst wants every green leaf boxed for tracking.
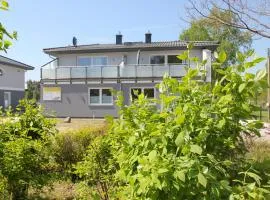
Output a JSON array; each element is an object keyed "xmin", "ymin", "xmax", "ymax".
[
  {"xmin": 238, "ymin": 83, "xmax": 246, "ymax": 93},
  {"xmin": 175, "ymin": 170, "xmax": 185, "ymax": 182},
  {"xmin": 198, "ymin": 173, "xmax": 207, "ymax": 188},
  {"xmin": 190, "ymin": 145, "xmax": 202, "ymax": 155},
  {"xmin": 128, "ymin": 136, "xmax": 136, "ymax": 145},
  {"xmin": 175, "ymin": 115, "xmax": 185, "ymax": 125},
  {"xmin": 175, "ymin": 132, "xmax": 185, "ymax": 147},
  {"xmin": 252, "ymin": 57, "xmax": 265, "ymax": 64},
  {"xmin": 255, "ymin": 69, "xmax": 266, "ymax": 81},
  {"xmin": 148, "ymin": 150, "xmax": 157, "ymax": 161},
  {"xmin": 246, "ymin": 172, "xmax": 262, "ymax": 186},
  {"xmin": 218, "ymin": 51, "xmax": 227, "ymax": 63}
]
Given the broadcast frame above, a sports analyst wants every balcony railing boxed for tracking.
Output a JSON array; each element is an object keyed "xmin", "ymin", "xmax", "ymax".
[{"xmin": 41, "ymin": 64, "xmax": 192, "ymax": 80}]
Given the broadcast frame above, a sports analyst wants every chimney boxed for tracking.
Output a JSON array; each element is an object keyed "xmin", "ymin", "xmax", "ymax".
[
  {"xmin": 116, "ymin": 32, "xmax": 123, "ymax": 45},
  {"xmin": 145, "ymin": 31, "xmax": 152, "ymax": 43}
]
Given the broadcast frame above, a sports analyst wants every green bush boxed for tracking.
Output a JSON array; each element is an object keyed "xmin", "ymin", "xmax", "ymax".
[
  {"xmin": 77, "ymin": 48, "xmax": 270, "ymax": 199},
  {"xmin": 0, "ymin": 100, "xmax": 57, "ymax": 199},
  {"xmin": 53, "ymin": 126, "xmax": 107, "ymax": 178}
]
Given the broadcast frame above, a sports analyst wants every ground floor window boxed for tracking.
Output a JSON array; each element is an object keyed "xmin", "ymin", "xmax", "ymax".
[
  {"xmin": 89, "ymin": 88, "xmax": 113, "ymax": 105},
  {"xmin": 130, "ymin": 87, "xmax": 155, "ymax": 101}
]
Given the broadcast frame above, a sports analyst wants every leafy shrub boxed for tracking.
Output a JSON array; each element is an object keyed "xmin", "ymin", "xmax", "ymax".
[
  {"xmin": 75, "ymin": 133, "xmax": 118, "ymax": 200},
  {"xmin": 0, "ymin": 100, "xmax": 57, "ymax": 199},
  {"xmin": 53, "ymin": 126, "xmax": 107, "ymax": 178},
  {"xmin": 108, "ymin": 49, "xmax": 270, "ymax": 199}
]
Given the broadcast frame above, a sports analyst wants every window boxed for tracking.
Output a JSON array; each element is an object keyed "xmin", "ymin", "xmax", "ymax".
[
  {"xmin": 0, "ymin": 69, "xmax": 3, "ymax": 76},
  {"xmin": 89, "ymin": 88, "xmax": 113, "ymax": 105},
  {"xmin": 131, "ymin": 88, "xmax": 155, "ymax": 101},
  {"xmin": 93, "ymin": 57, "xmax": 108, "ymax": 66},
  {"xmin": 168, "ymin": 55, "xmax": 186, "ymax": 64},
  {"xmin": 78, "ymin": 57, "xmax": 91, "ymax": 66},
  {"xmin": 150, "ymin": 55, "xmax": 165, "ymax": 65},
  {"xmin": 78, "ymin": 56, "xmax": 108, "ymax": 66}
]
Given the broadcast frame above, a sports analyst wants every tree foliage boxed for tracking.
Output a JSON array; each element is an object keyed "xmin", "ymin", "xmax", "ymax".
[
  {"xmin": 77, "ymin": 48, "xmax": 269, "ymax": 199},
  {"xmin": 25, "ymin": 80, "xmax": 40, "ymax": 102},
  {"xmin": 0, "ymin": 100, "xmax": 57, "ymax": 199},
  {"xmin": 0, "ymin": 0, "xmax": 17, "ymax": 52},
  {"xmin": 185, "ymin": 0, "xmax": 270, "ymax": 39},
  {"xmin": 180, "ymin": 8, "xmax": 252, "ymax": 64}
]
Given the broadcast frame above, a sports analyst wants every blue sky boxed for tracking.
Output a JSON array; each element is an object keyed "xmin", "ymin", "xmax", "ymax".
[{"xmin": 1, "ymin": 0, "xmax": 269, "ymax": 81}]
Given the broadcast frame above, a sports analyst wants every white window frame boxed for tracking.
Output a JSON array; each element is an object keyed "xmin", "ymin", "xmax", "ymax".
[
  {"xmin": 88, "ymin": 88, "xmax": 113, "ymax": 106},
  {"xmin": 130, "ymin": 87, "xmax": 156, "ymax": 103},
  {"xmin": 77, "ymin": 56, "xmax": 108, "ymax": 66}
]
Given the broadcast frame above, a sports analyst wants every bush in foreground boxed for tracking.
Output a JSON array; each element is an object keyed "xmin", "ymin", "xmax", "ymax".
[
  {"xmin": 0, "ymin": 100, "xmax": 57, "ymax": 199},
  {"xmin": 77, "ymin": 49, "xmax": 270, "ymax": 199}
]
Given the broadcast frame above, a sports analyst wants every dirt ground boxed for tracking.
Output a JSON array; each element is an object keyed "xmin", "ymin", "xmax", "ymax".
[{"xmin": 55, "ymin": 118, "xmax": 106, "ymax": 132}]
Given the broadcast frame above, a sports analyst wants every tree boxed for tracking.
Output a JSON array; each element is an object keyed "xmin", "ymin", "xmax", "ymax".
[
  {"xmin": 0, "ymin": 0, "xmax": 17, "ymax": 52},
  {"xmin": 0, "ymin": 100, "xmax": 57, "ymax": 199},
  {"xmin": 25, "ymin": 80, "xmax": 40, "ymax": 102},
  {"xmin": 180, "ymin": 8, "xmax": 252, "ymax": 64},
  {"xmin": 185, "ymin": 0, "xmax": 270, "ymax": 39},
  {"xmin": 76, "ymin": 48, "xmax": 269, "ymax": 199}
]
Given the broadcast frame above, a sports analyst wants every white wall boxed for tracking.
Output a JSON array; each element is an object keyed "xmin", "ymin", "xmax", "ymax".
[
  {"xmin": 57, "ymin": 49, "xmax": 203, "ymax": 66},
  {"xmin": 0, "ymin": 64, "xmax": 25, "ymax": 90}
]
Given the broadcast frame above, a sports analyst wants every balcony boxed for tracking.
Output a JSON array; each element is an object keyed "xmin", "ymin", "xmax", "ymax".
[{"xmin": 41, "ymin": 64, "xmax": 196, "ymax": 83}]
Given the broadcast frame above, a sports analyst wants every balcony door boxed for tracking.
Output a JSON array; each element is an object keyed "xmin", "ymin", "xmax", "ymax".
[{"xmin": 4, "ymin": 92, "xmax": 11, "ymax": 108}]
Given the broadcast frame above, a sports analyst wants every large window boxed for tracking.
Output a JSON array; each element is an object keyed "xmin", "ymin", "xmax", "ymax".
[
  {"xmin": 78, "ymin": 56, "xmax": 108, "ymax": 66},
  {"xmin": 150, "ymin": 55, "xmax": 165, "ymax": 65},
  {"xmin": 168, "ymin": 55, "xmax": 186, "ymax": 64},
  {"xmin": 131, "ymin": 88, "xmax": 155, "ymax": 101},
  {"xmin": 89, "ymin": 88, "xmax": 113, "ymax": 105}
]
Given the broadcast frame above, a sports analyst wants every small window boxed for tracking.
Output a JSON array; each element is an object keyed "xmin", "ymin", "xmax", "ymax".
[
  {"xmin": 150, "ymin": 56, "xmax": 165, "ymax": 65},
  {"xmin": 0, "ymin": 69, "xmax": 3, "ymax": 76},
  {"xmin": 131, "ymin": 88, "xmax": 155, "ymax": 101},
  {"xmin": 168, "ymin": 55, "xmax": 186, "ymax": 64},
  {"xmin": 89, "ymin": 88, "xmax": 113, "ymax": 105},
  {"xmin": 144, "ymin": 88, "xmax": 155, "ymax": 99},
  {"xmin": 131, "ymin": 88, "xmax": 142, "ymax": 100},
  {"xmin": 89, "ymin": 89, "xmax": 100, "ymax": 104}
]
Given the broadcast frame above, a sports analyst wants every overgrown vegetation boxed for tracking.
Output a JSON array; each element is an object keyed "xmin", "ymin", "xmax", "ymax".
[
  {"xmin": 0, "ymin": 100, "xmax": 57, "ymax": 199},
  {"xmin": 1, "ymin": 49, "xmax": 270, "ymax": 199},
  {"xmin": 76, "ymin": 48, "xmax": 270, "ymax": 199}
]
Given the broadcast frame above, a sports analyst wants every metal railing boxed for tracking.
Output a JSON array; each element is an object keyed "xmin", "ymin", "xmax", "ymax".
[{"xmin": 41, "ymin": 64, "xmax": 191, "ymax": 80}]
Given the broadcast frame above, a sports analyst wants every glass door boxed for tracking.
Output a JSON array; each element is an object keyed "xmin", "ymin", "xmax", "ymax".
[{"xmin": 4, "ymin": 92, "xmax": 11, "ymax": 108}]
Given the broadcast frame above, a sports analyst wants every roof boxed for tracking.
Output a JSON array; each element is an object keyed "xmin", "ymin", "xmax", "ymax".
[
  {"xmin": 43, "ymin": 40, "xmax": 219, "ymax": 55},
  {"xmin": 0, "ymin": 55, "xmax": 34, "ymax": 70}
]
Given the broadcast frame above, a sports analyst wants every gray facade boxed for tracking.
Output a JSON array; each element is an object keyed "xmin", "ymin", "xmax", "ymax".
[
  {"xmin": 40, "ymin": 82, "xmax": 158, "ymax": 118},
  {"xmin": 41, "ymin": 35, "xmax": 218, "ymax": 118},
  {"xmin": 0, "ymin": 89, "xmax": 25, "ymax": 110},
  {"xmin": 0, "ymin": 55, "xmax": 34, "ymax": 110}
]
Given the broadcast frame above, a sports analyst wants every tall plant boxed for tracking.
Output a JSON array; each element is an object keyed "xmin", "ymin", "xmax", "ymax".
[
  {"xmin": 108, "ymin": 49, "xmax": 269, "ymax": 199},
  {"xmin": 0, "ymin": 100, "xmax": 57, "ymax": 199}
]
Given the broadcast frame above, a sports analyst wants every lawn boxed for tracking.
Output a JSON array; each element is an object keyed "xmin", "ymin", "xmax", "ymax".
[{"xmin": 55, "ymin": 118, "xmax": 106, "ymax": 133}]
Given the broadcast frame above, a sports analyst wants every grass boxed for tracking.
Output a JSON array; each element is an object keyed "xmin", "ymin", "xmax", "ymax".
[{"xmin": 55, "ymin": 118, "xmax": 106, "ymax": 133}]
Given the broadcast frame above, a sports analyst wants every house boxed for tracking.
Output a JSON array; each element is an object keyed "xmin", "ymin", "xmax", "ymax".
[
  {"xmin": 0, "ymin": 55, "xmax": 34, "ymax": 109},
  {"xmin": 40, "ymin": 32, "xmax": 218, "ymax": 118}
]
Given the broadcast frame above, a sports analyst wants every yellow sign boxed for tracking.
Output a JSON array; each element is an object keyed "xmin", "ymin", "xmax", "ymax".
[{"xmin": 43, "ymin": 87, "xmax": 61, "ymax": 101}]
